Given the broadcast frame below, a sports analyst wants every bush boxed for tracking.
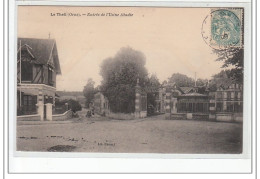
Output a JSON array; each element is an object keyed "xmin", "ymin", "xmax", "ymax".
[
  {"xmin": 55, "ymin": 99, "xmax": 82, "ymax": 113},
  {"xmin": 68, "ymin": 99, "xmax": 82, "ymax": 113}
]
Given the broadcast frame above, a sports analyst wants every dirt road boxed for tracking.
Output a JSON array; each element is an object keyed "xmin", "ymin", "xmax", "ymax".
[{"xmin": 16, "ymin": 112, "xmax": 242, "ymax": 154}]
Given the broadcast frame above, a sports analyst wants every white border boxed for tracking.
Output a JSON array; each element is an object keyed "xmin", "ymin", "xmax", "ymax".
[{"xmin": 8, "ymin": 0, "xmax": 253, "ymax": 174}]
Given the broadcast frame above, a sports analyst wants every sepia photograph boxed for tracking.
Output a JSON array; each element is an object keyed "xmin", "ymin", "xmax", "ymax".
[{"xmin": 16, "ymin": 6, "xmax": 244, "ymax": 154}]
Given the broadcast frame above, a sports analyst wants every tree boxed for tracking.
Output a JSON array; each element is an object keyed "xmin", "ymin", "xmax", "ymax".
[
  {"xmin": 68, "ymin": 99, "xmax": 82, "ymax": 113},
  {"xmin": 209, "ymin": 70, "xmax": 233, "ymax": 91},
  {"xmin": 196, "ymin": 78, "xmax": 208, "ymax": 87},
  {"xmin": 168, "ymin": 73, "xmax": 195, "ymax": 87},
  {"xmin": 213, "ymin": 47, "xmax": 243, "ymax": 83},
  {"xmin": 146, "ymin": 74, "xmax": 161, "ymax": 108},
  {"xmin": 146, "ymin": 74, "xmax": 160, "ymax": 89},
  {"xmin": 162, "ymin": 80, "xmax": 168, "ymax": 86},
  {"xmin": 100, "ymin": 47, "xmax": 148, "ymax": 113},
  {"xmin": 83, "ymin": 78, "xmax": 96, "ymax": 108}
]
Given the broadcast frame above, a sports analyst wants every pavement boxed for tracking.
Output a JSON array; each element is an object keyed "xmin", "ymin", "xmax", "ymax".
[{"xmin": 16, "ymin": 110, "xmax": 243, "ymax": 154}]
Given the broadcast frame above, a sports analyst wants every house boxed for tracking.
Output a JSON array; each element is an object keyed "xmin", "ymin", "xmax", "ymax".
[
  {"xmin": 207, "ymin": 80, "xmax": 243, "ymax": 122},
  {"xmin": 154, "ymin": 78, "xmax": 243, "ymax": 121},
  {"xmin": 209, "ymin": 82, "xmax": 243, "ymax": 113},
  {"xmin": 17, "ymin": 37, "xmax": 61, "ymax": 120},
  {"xmin": 93, "ymin": 92, "xmax": 110, "ymax": 115},
  {"xmin": 156, "ymin": 83, "xmax": 209, "ymax": 114}
]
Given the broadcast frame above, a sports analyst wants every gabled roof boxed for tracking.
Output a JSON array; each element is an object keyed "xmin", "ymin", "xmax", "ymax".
[
  {"xmin": 179, "ymin": 87, "xmax": 194, "ymax": 94},
  {"xmin": 164, "ymin": 82, "xmax": 185, "ymax": 94},
  {"xmin": 216, "ymin": 78, "xmax": 236, "ymax": 90},
  {"xmin": 17, "ymin": 38, "xmax": 61, "ymax": 74}
]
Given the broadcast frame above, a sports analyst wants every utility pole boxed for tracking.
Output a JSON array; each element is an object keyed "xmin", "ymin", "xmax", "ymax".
[{"xmin": 195, "ymin": 72, "xmax": 197, "ymax": 87}]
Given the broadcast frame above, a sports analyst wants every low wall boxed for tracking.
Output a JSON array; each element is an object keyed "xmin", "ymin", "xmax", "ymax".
[
  {"xmin": 166, "ymin": 113, "xmax": 186, "ymax": 120},
  {"xmin": 193, "ymin": 113, "xmax": 209, "ymax": 121},
  {"xmin": 234, "ymin": 113, "xmax": 243, "ymax": 122},
  {"xmin": 216, "ymin": 113, "xmax": 243, "ymax": 122},
  {"xmin": 166, "ymin": 113, "xmax": 209, "ymax": 121},
  {"xmin": 135, "ymin": 111, "xmax": 147, "ymax": 118},
  {"xmin": 52, "ymin": 110, "xmax": 73, "ymax": 121},
  {"xmin": 164, "ymin": 112, "xmax": 242, "ymax": 123},
  {"xmin": 107, "ymin": 112, "xmax": 135, "ymax": 120},
  {"xmin": 17, "ymin": 114, "xmax": 41, "ymax": 121},
  {"xmin": 216, "ymin": 113, "xmax": 233, "ymax": 122}
]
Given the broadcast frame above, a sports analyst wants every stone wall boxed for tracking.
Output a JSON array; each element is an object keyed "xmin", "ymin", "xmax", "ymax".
[
  {"xmin": 233, "ymin": 113, "xmax": 243, "ymax": 122},
  {"xmin": 52, "ymin": 110, "xmax": 73, "ymax": 121},
  {"xmin": 166, "ymin": 113, "xmax": 186, "ymax": 120},
  {"xmin": 107, "ymin": 112, "xmax": 135, "ymax": 120},
  {"xmin": 17, "ymin": 114, "xmax": 41, "ymax": 121},
  {"xmin": 135, "ymin": 111, "xmax": 147, "ymax": 118},
  {"xmin": 216, "ymin": 113, "xmax": 243, "ymax": 122},
  {"xmin": 166, "ymin": 113, "xmax": 209, "ymax": 120},
  {"xmin": 192, "ymin": 113, "xmax": 209, "ymax": 121}
]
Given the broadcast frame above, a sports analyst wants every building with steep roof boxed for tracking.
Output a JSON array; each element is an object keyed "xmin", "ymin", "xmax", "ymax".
[
  {"xmin": 17, "ymin": 37, "xmax": 61, "ymax": 120},
  {"xmin": 156, "ymin": 79, "xmax": 243, "ymax": 121},
  {"xmin": 156, "ymin": 82, "xmax": 210, "ymax": 114},
  {"xmin": 209, "ymin": 83, "xmax": 243, "ymax": 113}
]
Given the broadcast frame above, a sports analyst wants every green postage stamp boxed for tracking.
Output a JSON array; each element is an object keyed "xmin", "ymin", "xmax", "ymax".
[{"xmin": 202, "ymin": 8, "xmax": 243, "ymax": 49}]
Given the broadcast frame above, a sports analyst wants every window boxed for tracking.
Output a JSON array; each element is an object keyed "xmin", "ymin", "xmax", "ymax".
[
  {"xmin": 177, "ymin": 103, "xmax": 186, "ymax": 113},
  {"xmin": 21, "ymin": 61, "xmax": 33, "ymax": 82},
  {"xmin": 48, "ymin": 66, "xmax": 54, "ymax": 86},
  {"xmin": 22, "ymin": 95, "xmax": 37, "ymax": 114},
  {"xmin": 216, "ymin": 102, "xmax": 223, "ymax": 112},
  {"xmin": 217, "ymin": 92, "xmax": 222, "ymax": 99},
  {"xmin": 234, "ymin": 102, "xmax": 239, "ymax": 112},
  {"xmin": 227, "ymin": 92, "xmax": 231, "ymax": 99},
  {"xmin": 226, "ymin": 102, "xmax": 231, "ymax": 112},
  {"xmin": 235, "ymin": 91, "xmax": 238, "ymax": 99}
]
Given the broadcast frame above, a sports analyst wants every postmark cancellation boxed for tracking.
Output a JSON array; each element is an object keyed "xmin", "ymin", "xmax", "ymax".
[{"xmin": 202, "ymin": 8, "xmax": 243, "ymax": 50}]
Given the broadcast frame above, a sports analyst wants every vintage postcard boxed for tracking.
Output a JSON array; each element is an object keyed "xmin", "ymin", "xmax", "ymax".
[{"xmin": 14, "ymin": 4, "xmax": 251, "ymax": 158}]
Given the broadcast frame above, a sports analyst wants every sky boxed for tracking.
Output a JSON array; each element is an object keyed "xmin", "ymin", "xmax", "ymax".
[{"xmin": 18, "ymin": 6, "xmax": 224, "ymax": 91}]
